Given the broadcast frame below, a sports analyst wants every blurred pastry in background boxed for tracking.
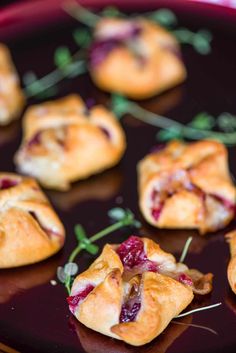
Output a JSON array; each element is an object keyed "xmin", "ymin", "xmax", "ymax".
[
  {"xmin": 0, "ymin": 173, "xmax": 65, "ymax": 268},
  {"xmin": 0, "ymin": 44, "xmax": 25, "ymax": 125},
  {"xmin": 89, "ymin": 18, "xmax": 186, "ymax": 99},
  {"xmin": 226, "ymin": 230, "xmax": 236, "ymax": 294},
  {"xmin": 138, "ymin": 140, "xmax": 236, "ymax": 235},
  {"xmin": 15, "ymin": 94, "xmax": 126, "ymax": 190}
]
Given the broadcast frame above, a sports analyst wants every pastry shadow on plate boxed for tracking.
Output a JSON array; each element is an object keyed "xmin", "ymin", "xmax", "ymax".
[
  {"xmin": 90, "ymin": 84, "xmax": 184, "ymax": 127},
  {"xmin": 0, "ymin": 252, "xmax": 61, "ymax": 304},
  {"xmin": 47, "ymin": 167, "xmax": 123, "ymax": 211},
  {"xmin": 69, "ymin": 314, "xmax": 192, "ymax": 353}
]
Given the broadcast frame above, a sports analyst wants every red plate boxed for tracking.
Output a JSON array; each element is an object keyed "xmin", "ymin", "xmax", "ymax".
[{"xmin": 0, "ymin": 1, "xmax": 236, "ymax": 353}]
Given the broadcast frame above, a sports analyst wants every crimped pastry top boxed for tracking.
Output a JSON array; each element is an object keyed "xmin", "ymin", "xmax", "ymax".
[
  {"xmin": 68, "ymin": 236, "xmax": 212, "ymax": 345},
  {"xmin": 0, "ymin": 172, "xmax": 65, "ymax": 268},
  {"xmin": 138, "ymin": 140, "xmax": 235, "ymax": 204},
  {"xmin": 15, "ymin": 94, "xmax": 126, "ymax": 190}
]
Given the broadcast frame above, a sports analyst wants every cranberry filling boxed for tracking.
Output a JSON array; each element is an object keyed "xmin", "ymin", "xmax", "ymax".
[
  {"xmin": 210, "ymin": 194, "xmax": 236, "ymax": 213},
  {"xmin": 90, "ymin": 24, "xmax": 142, "ymax": 67},
  {"xmin": 178, "ymin": 273, "xmax": 193, "ymax": 286},
  {"xmin": 116, "ymin": 236, "xmax": 158, "ymax": 271},
  {"xmin": 120, "ymin": 300, "xmax": 141, "ymax": 323},
  {"xmin": 67, "ymin": 284, "xmax": 95, "ymax": 314},
  {"xmin": 99, "ymin": 126, "xmax": 111, "ymax": 139},
  {"xmin": 0, "ymin": 178, "xmax": 18, "ymax": 190},
  {"xmin": 29, "ymin": 211, "xmax": 62, "ymax": 241},
  {"xmin": 89, "ymin": 39, "xmax": 120, "ymax": 67},
  {"xmin": 27, "ymin": 131, "xmax": 41, "ymax": 148}
]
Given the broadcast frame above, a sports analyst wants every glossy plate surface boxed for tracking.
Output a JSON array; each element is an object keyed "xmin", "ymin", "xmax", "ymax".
[{"xmin": 0, "ymin": 2, "xmax": 236, "ymax": 353}]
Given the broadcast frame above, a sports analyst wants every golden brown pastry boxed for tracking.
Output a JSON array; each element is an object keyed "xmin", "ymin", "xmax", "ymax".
[
  {"xmin": 0, "ymin": 44, "xmax": 25, "ymax": 125},
  {"xmin": 89, "ymin": 18, "xmax": 186, "ymax": 99},
  {"xmin": 138, "ymin": 140, "xmax": 236, "ymax": 234},
  {"xmin": 14, "ymin": 94, "xmax": 126, "ymax": 190},
  {"xmin": 0, "ymin": 172, "xmax": 65, "ymax": 268},
  {"xmin": 68, "ymin": 236, "xmax": 212, "ymax": 346},
  {"xmin": 226, "ymin": 230, "xmax": 236, "ymax": 294}
]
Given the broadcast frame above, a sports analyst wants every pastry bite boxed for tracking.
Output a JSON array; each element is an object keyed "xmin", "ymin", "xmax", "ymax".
[
  {"xmin": 226, "ymin": 230, "xmax": 236, "ymax": 294},
  {"xmin": 14, "ymin": 94, "xmax": 126, "ymax": 190},
  {"xmin": 0, "ymin": 44, "xmax": 25, "ymax": 125},
  {"xmin": 89, "ymin": 17, "xmax": 186, "ymax": 99},
  {"xmin": 138, "ymin": 140, "xmax": 236, "ymax": 235},
  {"xmin": 0, "ymin": 172, "xmax": 65, "ymax": 268},
  {"xmin": 68, "ymin": 235, "xmax": 212, "ymax": 346}
]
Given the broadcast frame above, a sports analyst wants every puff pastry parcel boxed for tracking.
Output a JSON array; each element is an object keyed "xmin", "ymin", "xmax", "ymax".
[
  {"xmin": 0, "ymin": 173, "xmax": 65, "ymax": 268},
  {"xmin": 138, "ymin": 140, "xmax": 236, "ymax": 234},
  {"xmin": 68, "ymin": 235, "xmax": 212, "ymax": 346},
  {"xmin": 89, "ymin": 18, "xmax": 186, "ymax": 99},
  {"xmin": 0, "ymin": 44, "xmax": 25, "ymax": 125},
  {"xmin": 226, "ymin": 230, "xmax": 236, "ymax": 294},
  {"xmin": 15, "ymin": 94, "xmax": 126, "ymax": 190}
]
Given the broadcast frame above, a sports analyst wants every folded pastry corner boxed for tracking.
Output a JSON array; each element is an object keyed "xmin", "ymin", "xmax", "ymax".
[
  {"xmin": 226, "ymin": 230, "xmax": 236, "ymax": 294},
  {"xmin": 14, "ymin": 94, "xmax": 126, "ymax": 190},
  {"xmin": 0, "ymin": 44, "xmax": 25, "ymax": 125},
  {"xmin": 0, "ymin": 172, "xmax": 65, "ymax": 268},
  {"xmin": 68, "ymin": 235, "xmax": 213, "ymax": 346},
  {"xmin": 138, "ymin": 140, "xmax": 236, "ymax": 234},
  {"xmin": 89, "ymin": 17, "xmax": 186, "ymax": 99}
]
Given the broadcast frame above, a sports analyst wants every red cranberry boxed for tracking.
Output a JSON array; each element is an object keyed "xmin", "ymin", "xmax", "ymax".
[
  {"xmin": 67, "ymin": 284, "xmax": 94, "ymax": 314},
  {"xmin": 99, "ymin": 126, "xmax": 111, "ymax": 139},
  {"xmin": 120, "ymin": 301, "xmax": 141, "ymax": 323},
  {"xmin": 116, "ymin": 236, "xmax": 158, "ymax": 272},
  {"xmin": 0, "ymin": 178, "xmax": 18, "ymax": 190},
  {"xmin": 89, "ymin": 39, "xmax": 120, "ymax": 67},
  {"xmin": 27, "ymin": 131, "xmax": 41, "ymax": 148},
  {"xmin": 178, "ymin": 273, "xmax": 193, "ymax": 286},
  {"xmin": 211, "ymin": 194, "xmax": 236, "ymax": 213}
]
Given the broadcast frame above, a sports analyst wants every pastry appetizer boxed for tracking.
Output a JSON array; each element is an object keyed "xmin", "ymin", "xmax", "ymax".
[
  {"xmin": 226, "ymin": 230, "xmax": 236, "ymax": 294},
  {"xmin": 89, "ymin": 17, "xmax": 186, "ymax": 99},
  {"xmin": 14, "ymin": 94, "xmax": 126, "ymax": 190},
  {"xmin": 0, "ymin": 44, "xmax": 25, "ymax": 125},
  {"xmin": 138, "ymin": 140, "xmax": 236, "ymax": 234},
  {"xmin": 0, "ymin": 172, "xmax": 65, "ymax": 268},
  {"xmin": 68, "ymin": 235, "xmax": 212, "ymax": 346}
]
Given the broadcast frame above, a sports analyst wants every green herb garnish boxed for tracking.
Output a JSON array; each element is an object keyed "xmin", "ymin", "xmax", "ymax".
[
  {"xmin": 63, "ymin": 1, "xmax": 212, "ymax": 55},
  {"xmin": 23, "ymin": 46, "xmax": 87, "ymax": 99},
  {"xmin": 111, "ymin": 94, "xmax": 236, "ymax": 146},
  {"xmin": 57, "ymin": 207, "xmax": 140, "ymax": 293}
]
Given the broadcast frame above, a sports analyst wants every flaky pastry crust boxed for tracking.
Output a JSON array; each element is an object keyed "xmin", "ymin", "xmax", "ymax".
[
  {"xmin": 226, "ymin": 230, "xmax": 236, "ymax": 294},
  {"xmin": 68, "ymin": 236, "xmax": 212, "ymax": 346},
  {"xmin": 89, "ymin": 18, "xmax": 186, "ymax": 99},
  {"xmin": 138, "ymin": 140, "xmax": 236, "ymax": 234},
  {"xmin": 14, "ymin": 94, "xmax": 126, "ymax": 190},
  {"xmin": 0, "ymin": 172, "xmax": 65, "ymax": 268},
  {"xmin": 0, "ymin": 44, "xmax": 25, "ymax": 125}
]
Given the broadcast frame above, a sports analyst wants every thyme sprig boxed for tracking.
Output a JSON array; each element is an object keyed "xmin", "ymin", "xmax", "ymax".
[
  {"xmin": 63, "ymin": 1, "xmax": 212, "ymax": 55},
  {"xmin": 175, "ymin": 302, "xmax": 222, "ymax": 318},
  {"xmin": 111, "ymin": 94, "xmax": 236, "ymax": 146},
  {"xmin": 57, "ymin": 208, "xmax": 141, "ymax": 293},
  {"xmin": 23, "ymin": 47, "xmax": 87, "ymax": 99}
]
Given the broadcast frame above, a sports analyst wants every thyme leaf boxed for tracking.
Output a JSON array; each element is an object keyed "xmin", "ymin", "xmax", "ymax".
[
  {"xmin": 111, "ymin": 94, "xmax": 236, "ymax": 146},
  {"xmin": 57, "ymin": 208, "xmax": 140, "ymax": 293}
]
